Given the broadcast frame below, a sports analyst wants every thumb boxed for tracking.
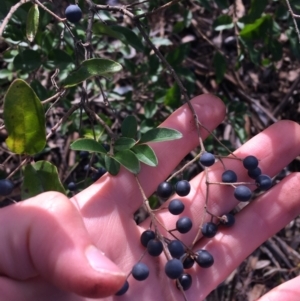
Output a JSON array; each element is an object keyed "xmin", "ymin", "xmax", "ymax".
[{"xmin": 0, "ymin": 192, "xmax": 126, "ymax": 298}]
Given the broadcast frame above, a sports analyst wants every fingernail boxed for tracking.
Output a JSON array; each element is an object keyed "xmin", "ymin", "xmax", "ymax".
[{"xmin": 85, "ymin": 245, "xmax": 124, "ymax": 275}]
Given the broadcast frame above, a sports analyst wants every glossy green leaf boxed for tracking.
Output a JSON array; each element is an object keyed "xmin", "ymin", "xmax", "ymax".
[
  {"xmin": 132, "ymin": 144, "xmax": 158, "ymax": 167},
  {"xmin": 104, "ymin": 155, "xmax": 120, "ymax": 176},
  {"xmin": 213, "ymin": 52, "xmax": 227, "ymax": 83},
  {"xmin": 4, "ymin": 79, "xmax": 46, "ymax": 155},
  {"xmin": 63, "ymin": 58, "xmax": 122, "ymax": 88},
  {"xmin": 70, "ymin": 138, "xmax": 108, "ymax": 154},
  {"xmin": 113, "ymin": 150, "xmax": 140, "ymax": 174},
  {"xmin": 121, "ymin": 115, "xmax": 137, "ymax": 139},
  {"xmin": 26, "ymin": 4, "xmax": 39, "ymax": 42},
  {"xmin": 139, "ymin": 128, "xmax": 182, "ymax": 144},
  {"xmin": 22, "ymin": 161, "xmax": 65, "ymax": 200},
  {"xmin": 114, "ymin": 137, "xmax": 136, "ymax": 151},
  {"xmin": 111, "ymin": 25, "xmax": 144, "ymax": 52}
]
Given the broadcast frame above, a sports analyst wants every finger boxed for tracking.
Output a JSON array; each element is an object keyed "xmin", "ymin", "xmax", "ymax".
[
  {"xmin": 0, "ymin": 277, "xmax": 81, "ymax": 301},
  {"xmin": 73, "ymin": 94, "xmax": 226, "ymax": 214},
  {"xmin": 0, "ymin": 192, "xmax": 125, "ymax": 298},
  {"xmin": 185, "ymin": 172, "xmax": 300, "ymax": 301},
  {"xmin": 256, "ymin": 275, "xmax": 300, "ymax": 301},
  {"xmin": 143, "ymin": 120, "xmax": 300, "ymax": 244}
]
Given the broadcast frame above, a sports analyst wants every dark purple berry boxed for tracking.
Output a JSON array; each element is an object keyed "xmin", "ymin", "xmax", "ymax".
[
  {"xmin": 175, "ymin": 180, "xmax": 190, "ymax": 197},
  {"xmin": 201, "ymin": 222, "xmax": 218, "ymax": 238},
  {"xmin": 248, "ymin": 167, "xmax": 261, "ymax": 179},
  {"xmin": 156, "ymin": 181, "xmax": 173, "ymax": 198},
  {"xmin": 195, "ymin": 250, "xmax": 214, "ymax": 268},
  {"xmin": 220, "ymin": 213, "xmax": 235, "ymax": 227},
  {"xmin": 115, "ymin": 280, "xmax": 129, "ymax": 295},
  {"xmin": 243, "ymin": 155, "xmax": 259, "ymax": 170},
  {"xmin": 147, "ymin": 239, "xmax": 163, "ymax": 257},
  {"xmin": 176, "ymin": 273, "xmax": 192, "ymax": 291},
  {"xmin": 200, "ymin": 152, "xmax": 215, "ymax": 167},
  {"xmin": 176, "ymin": 217, "xmax": 193, "ymax": 234},
  {"xmin": 65, "ymin": 4, "xmax": 82, "ymax": 23},
  {"xmin": 0, "ymin": 179, "xmax": 14, "ymax": 196},
  {"xmin": 165, "ymin": 259, "xmax": 184, "ymax": 279},
  {"xmin": 234, "ymin": 185, "xmax": 252, "ymax": 202},
  {"xmin": 256, "ymin": 174, "xmax": 272, "ymax": 190},
  {"xmin": 168, "ymin": 240, "xmax": 185, "ymax": 258},
  {"xmin": 140, "ymin": 230, "xmax": 155, "ymax": 248},
  {"xmin": 91, "ymin": 167, "xmax": 107, "ymax": 182},
  {"xmin": 67, "ymin": 182, "xmax": 77, "ymax": 191},
  {"xmin": 182, "ymin": 255, "xmax": 194, "ymax": 269},
  {"xmin": 222, "ymin": 170, "xmax": 237, "ymax": 183},
  {"xmin": 168, "ymin": 199, "xmax": 185, "ymax": 215},
  {"xmin": 79, "ymin": 151, "xmax": 89, "ymax": 159},
  {"xmin": 132, "ymin": 262, "xmax": 149, "ymax": 281}
]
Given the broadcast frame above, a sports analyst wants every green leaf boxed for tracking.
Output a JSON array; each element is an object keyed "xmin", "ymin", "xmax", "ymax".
[
  {"xmin": 213, "ymin": 52, "xmax": 227, "ymax": 83},
  {"xmin": 240, "ymin": 15, "xmax": 272, "ymax": 39},
  {"xmin": 63, "ymin": 58, "xmax": 122, "ymax": 88},
  {"xmin": 93, "ymin": 23, "xmax": 144, "ymax": 52},
  {"xmin": 26, "ymin": 4, "xmax": 39, "ymax": 42},
  {"xmin": 13, "ymin": 49, "xmax": 41, "ymax": 72},
  {"xmin": 93, "ymin": 23, "xmax": 124, "ymax": 40},
  {"xmin": 213, "ymin": 15, "xmax": 234, "ymax": 31},
  {"xmin": 113, "ymin": 150, "xmax": 140, "ymax": 174},
  {"xmin": 164, "ymin": 84, "xmax": 181, "ymax": 109},
  {"xmin": 114, "ymin": 137, "xmax": 136, "ymax": 151},
  {"xmin": 121, "ymin": 115, "xmax": 137, "ymax": 139},
  {"xmin": 239, "ymin": 38, "xmax": 261, "ymax": 65},
  {"xmin": 144, "ymin": 102, "xmax": 158, "ymax": 119},
  {"xmin": 21, "ymin": 161, "xmax": 65, "ymax": 200},
  {"xmin": 111, "ymin": 25, "xmax": 144, "ymax": 52},
  {"xmin": 104, "ymin": 155, "xmax": 120, "ymax": 176},
  {"xmin": 166, "ymin": 43, "xmax": 190, "ymax": 66},
  {"xmin": 49, "ymin": 49, "xmax": 73, "ymax": 70},
  {"xmin": 241, "ymin": 0, "xmax": 268, "ymax": 23},
  {"xmin": 70, "ymin": 138, "xmax": 108, "ymax": 154},
  {"xmin": 139, "ymin": 128, "xmax": 182, "ymax": 144},
  {"xmin": 4, "ymin": 79, "xmax": 46, "ymax": 155},
  {"xmin": 132, "ymin": 144, "xmax": 158, "ymax": 167},
  {"xmin": 270, "ymin": 39, "xmax": 283, "ymax": 61}
]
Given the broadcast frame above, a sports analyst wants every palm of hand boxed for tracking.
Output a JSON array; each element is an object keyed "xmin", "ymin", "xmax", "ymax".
[{"xmin": 1, "ymin": 95, "xmax": 300, "ymax": 301}]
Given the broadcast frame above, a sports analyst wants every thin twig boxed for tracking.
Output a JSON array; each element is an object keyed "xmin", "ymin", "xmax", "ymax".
[
  {"xmin": 133, "ymin": 0, "xmax": 182, "ymax": 20},
  {"xmin": 83, "ymin": 104, "xmax": 116, "ymax": 138},
  {"xmin": 32, "ymin": 0, "xmax": 66, "ymax": 22},
  {"xmin": 285, "ymin": 0, "xmax": 300, "ymax": 43},
  {"xmin": 0, "ymin": 0, "xmax": 30, "ymax": 37},
  {"xmin": 46, "ymin": 104, "xmax": 80, "ymax": 140}
]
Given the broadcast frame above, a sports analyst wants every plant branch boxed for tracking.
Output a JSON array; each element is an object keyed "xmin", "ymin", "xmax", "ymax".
[{"xmin": 0, "ymin": 0, "xmax": 30, "ymax": 37}]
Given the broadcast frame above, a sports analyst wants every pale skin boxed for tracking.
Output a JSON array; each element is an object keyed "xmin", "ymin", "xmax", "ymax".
[{"xmin": 0, "ymin": 94, "xmax": 300, "ymax": 301}]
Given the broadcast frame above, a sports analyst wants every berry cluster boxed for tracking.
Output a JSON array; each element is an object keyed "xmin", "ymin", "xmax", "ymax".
[{"xmin": 116, "ymin": 152, "xmax": 273, "ymax": 296}]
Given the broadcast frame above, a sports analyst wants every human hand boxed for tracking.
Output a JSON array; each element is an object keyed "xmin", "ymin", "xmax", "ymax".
[{"xmin": 0, "ymin": 94, "xmax": 299, "ymax": 301}]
